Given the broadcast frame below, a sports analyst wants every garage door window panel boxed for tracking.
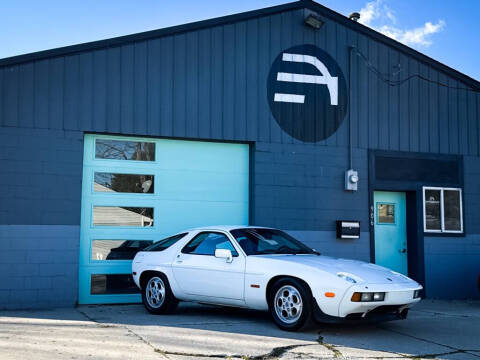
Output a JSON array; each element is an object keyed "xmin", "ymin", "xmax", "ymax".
[
  {"xmin": 94, "ymin": 173, "xmax": 154, "ymax": 194},
  {"xmin": 91, "ymin": 240, "xmax": 153, "ymax": 261},
  {"xmin": 93, "ymin": 206, "xmax": 154, "ymax": 227},
  {"xmin": 90, "ymin": 274, "xmax": 140, "ymax": 295},
  {"xmin": 95, "ymin": 139, "xmax": 155, "ymax": 161}
]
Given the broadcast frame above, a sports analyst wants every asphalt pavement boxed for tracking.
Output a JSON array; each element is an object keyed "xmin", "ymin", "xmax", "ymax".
[{"xmin": 0, "ymin": 299, "xmax": 479, "ymax": 359}]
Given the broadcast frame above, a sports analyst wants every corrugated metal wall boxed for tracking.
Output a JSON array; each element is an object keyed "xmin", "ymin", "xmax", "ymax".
[{"xmin": 1, "ymin": 7, "xmax": 479, "ymax": 155}]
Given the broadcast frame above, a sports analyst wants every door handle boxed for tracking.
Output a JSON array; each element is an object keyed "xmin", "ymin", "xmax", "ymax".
[{"xmin": 399, "ymin": 249, "xmax": 407, "ymax": 254}]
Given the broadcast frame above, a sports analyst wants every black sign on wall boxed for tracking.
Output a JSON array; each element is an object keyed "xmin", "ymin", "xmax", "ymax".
[{"xmin": 267, "ymin": 44, "xmax": 348, "ymax": 143}]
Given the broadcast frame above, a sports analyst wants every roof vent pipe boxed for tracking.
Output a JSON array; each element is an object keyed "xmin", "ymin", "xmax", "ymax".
[{"xmin": 349, "ymin": 12, "xmax": 361, "ymax": 22}]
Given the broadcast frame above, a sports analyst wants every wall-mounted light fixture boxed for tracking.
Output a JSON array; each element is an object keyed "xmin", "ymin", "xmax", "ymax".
[{"xmin": 304, "ymin": 13, "xmax": 324, "ymax": 29}]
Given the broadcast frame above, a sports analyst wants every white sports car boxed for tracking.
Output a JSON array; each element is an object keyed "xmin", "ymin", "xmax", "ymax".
[{"xmin": 132, "ymin": 226, "xmax": 422, "ymax": 331}]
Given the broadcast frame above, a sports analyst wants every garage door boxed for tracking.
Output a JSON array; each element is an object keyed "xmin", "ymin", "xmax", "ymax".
[{"xmin": 78, "ymin": 134, "xmax": 249, "ymax": 304}]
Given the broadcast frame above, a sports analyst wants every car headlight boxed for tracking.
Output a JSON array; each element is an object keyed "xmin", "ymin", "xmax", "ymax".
[
  {"xmin": 413, "ymin": 289, "xmax": 421, "ymax": 299},
  {"xmin": 337, "ymin": 273, "xmax": 357, "ymax": 284},
  {"xmin": 351, "ymin": 292, "xmax": 385, "ymax": 302}
]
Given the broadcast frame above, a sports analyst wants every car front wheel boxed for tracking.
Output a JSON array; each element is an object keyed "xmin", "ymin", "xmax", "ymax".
[
  {"xmin": 269, "ymin": 278, "xmax": 312, "ymax": 331},
  {"xmin": 142, "ymin": 273, "xmax": 178, "ymax": 314}
]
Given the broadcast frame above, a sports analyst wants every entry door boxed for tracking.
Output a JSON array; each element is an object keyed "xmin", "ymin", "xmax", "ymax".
[{"xmin": 374, "ymin": 191, "xmax": 408, "ymax": 275}]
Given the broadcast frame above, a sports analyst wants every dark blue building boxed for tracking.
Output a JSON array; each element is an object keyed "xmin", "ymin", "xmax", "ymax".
[{"xmin": 1, "ymin": 0, "xmax": 479, "ymax": 309}]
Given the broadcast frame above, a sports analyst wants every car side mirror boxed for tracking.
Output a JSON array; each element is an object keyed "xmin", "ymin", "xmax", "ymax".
[{"xmin": 215, "ymin": 249, "xmax": 233, "ymax": 263}]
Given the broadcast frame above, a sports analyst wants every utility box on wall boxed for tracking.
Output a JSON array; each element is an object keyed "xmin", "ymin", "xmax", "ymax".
[{"xmin": 336, "ymin": 221, "xmax": 360, "ymax": 239}]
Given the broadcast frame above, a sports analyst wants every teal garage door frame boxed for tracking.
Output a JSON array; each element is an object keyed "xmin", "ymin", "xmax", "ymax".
[{"xmin": 79, "ymin": 134, "xmax": 250, "ymax": 304}]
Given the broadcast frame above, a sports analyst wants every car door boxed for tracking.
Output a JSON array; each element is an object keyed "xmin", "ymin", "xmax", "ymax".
[{"xmin": 172, "ymin": 231, "xmax": 246, "ymax": 300}]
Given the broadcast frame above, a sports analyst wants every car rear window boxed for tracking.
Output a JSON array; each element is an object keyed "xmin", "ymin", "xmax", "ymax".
[{"xmin": 143, "ymin": 233, "xmax": 188, "ymax": 252}]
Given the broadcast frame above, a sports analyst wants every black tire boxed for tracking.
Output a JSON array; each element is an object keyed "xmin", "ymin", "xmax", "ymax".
[
  {"xmin": 268, "ymin": 277, "xmax": 312, "ymax": 331},
  {"xmin": 141, "ymin": 272, "xmax": 178, "ymax": 315}
]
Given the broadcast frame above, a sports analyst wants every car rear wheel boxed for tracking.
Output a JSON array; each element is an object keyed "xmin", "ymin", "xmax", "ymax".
[
  {"xmin": 142, "ymin": 273, "xmax": 178, "ymax": 314},
  {"xmin": 269, "ymin": 278, "xmax": 312, "ymax": 331}
]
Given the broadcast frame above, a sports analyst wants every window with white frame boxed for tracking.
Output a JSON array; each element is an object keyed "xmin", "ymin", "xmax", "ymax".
[{"xmin": 423, "ymin": 187, "xmax": 463, "ymax": 233}]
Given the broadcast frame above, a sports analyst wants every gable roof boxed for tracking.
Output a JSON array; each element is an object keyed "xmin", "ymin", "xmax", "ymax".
[{"xmin": 1, "ymin": 0, "xmax": 478, "ymax": 90}]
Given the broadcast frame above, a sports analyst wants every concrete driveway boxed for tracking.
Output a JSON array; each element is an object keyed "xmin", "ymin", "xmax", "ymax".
[{"xmin": 0, "ymin": 300, "xmax": 479, "ymax": 360}]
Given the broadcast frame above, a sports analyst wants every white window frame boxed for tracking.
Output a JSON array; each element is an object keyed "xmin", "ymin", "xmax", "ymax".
[{"xmin": 423, "ymin": 186, "xmax": 463, "ymax": 234}]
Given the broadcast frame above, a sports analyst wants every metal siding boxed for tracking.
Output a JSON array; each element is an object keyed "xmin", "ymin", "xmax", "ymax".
[
  {"xmin": 347, "ymin": 28, "xmax": 358, "ymax": 149},
  {"xmin": 268, "ymin": 14, "xmax": 282, "ymax": 144},
  {"xmin": 458, "ymin": 87, "xmax": 468, "ymax": 155},
  {"xmin": 418, "ymin": 63, "xmax": 429, "ymax": 153},
  {"xmin": 3, "ymin": 66, "xmax": 18, "ymax": 127},
  {"xmin": 408, "ymin": 58, "xmax": 419, "ymax": 152},
  {"xmin": 367, "ymin": 39, "xmax": 379, "ymax": 149},
  {"xmin": 245, "ymin": 19, "xmax": 259, "ymax": 141},
  {"xmin": 291, "ymin": 9, "xmax": 308, "ymax": 147},
  {"xmin": 106, "ymin": 48, "xmax": 122, "ymax": 134},
  {"xmin": 134, "ymin": 42, "xmax": 148, "ymax": 135},
  {"xmin": 468, "ymin": 91, "xmax": 478, "ymax": 156},
  {"xmin": 64, "ymin": 55, "xmax": 80, "ymax": 131},
  {"xmin": 186, "ymin": 31, "xmax": 199, "ymax": 138},
  {"xmin": 398, "ymin": 53, "xmax": 410, "ymax": 152},
  {"xmin": 223, "ymin": 24, "xmax": 235, "ymax": 140},
  {"xmin": 147, "ymin": 39, "xmax": 161, "ymax": 135},
  {"xmin": 92, "ymin": 51, "xmax": 106, "ymax": 133},
  {"xmin": 159, "ymin": 38, "xmax": 174, "ymax": 137},
  {"xmin": 334, "ymin": 22, "xmax": 348, "ymax": 148},
  {"xmin": 438, "ymin": 72, "xmax": 449, "ymax": 153},
  {"xmin": 0, "ymin": 8, "xmax": 478, "ymax": 155},
  {"xmin": 18, "ymin": 63, "xmax": 34, "ymax": 128},
  {"xmin": 120, "ymin": 45, "xmax": 134, "ymax": 134},
  {"xmin": 257, "ymin": 16, "xmax": 270, "ymax": 143},
  {"xmin": 357, "ymin": 34, "xmax": 369, "ymax": 149},
  {"xmin": 388, "ymin": 48, "xmax": 400, "ymax": 151},
  {"xmin": 378, "ymin": 44, "xmax": 389, "ymax": 150},
  {"xmin": 448, "ymin": 78, "xmax": 459, "ymax": 154},
  {"xmin": 211, "ymin": 26, "xmax": 223, "ymax": 140},
  {"xmin": 173, "ymin": 34, "xmax": 187, "ymax": 138},
  {"xmin": 428, "ymin": 67, "xmax": 439, "ymax": 153}
]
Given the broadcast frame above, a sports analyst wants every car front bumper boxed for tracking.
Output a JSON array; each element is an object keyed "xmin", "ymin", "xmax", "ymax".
[{"xmin": 312, "ymin": 282, "xmax": 422, "ymax": 322}]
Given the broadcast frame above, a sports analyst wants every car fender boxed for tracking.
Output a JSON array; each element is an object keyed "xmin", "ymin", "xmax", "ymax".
[{"xmin": 244, "ymin": 256, "xmax": 352, "ymax": 317}]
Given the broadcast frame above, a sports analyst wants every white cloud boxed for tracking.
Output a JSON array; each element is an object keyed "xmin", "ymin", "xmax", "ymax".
[{"xmin": 357, "ymin": 0, "xmax": 445, "ymax": 47}]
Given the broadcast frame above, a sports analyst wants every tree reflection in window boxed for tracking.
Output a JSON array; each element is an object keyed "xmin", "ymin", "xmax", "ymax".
[{"xmin": 95, "ymin": 139, "xmax": 155, "ymax": 161}]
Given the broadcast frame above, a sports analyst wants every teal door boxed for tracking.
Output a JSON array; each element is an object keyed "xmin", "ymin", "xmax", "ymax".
[
  {"xmin": 373, "ymin": 191, "xmax": 408, "ymax": 275},
  {"xmin": 79, "ymin": 134, "xmax": 249, "ymax": 304}
]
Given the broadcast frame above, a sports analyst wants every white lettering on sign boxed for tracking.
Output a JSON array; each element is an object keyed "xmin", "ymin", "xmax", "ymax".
[{"xmin": 274, "ymin": 53, "xmax": 338, "ymax": 105}]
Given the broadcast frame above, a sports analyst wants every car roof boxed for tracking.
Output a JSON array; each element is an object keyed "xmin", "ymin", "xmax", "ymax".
[{"xmin": 186, "ymin": 225, "xmax": 273, "ymax": 232}]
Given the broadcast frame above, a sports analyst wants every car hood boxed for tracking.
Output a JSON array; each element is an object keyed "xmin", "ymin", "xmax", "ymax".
[{"xmin": 253, "ymin": 254, "xmax": 415, "ymax": 285}]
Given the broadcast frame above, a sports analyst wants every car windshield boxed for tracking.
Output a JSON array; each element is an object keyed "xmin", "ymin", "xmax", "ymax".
[{"xmin": 230, "ymin": 228, "xmax": 317, "ymax": 255}]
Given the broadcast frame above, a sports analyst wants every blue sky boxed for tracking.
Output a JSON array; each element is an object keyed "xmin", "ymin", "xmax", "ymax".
[{"xmin": 1, "ymin": 0, "xmax": 478, "ymax": 80}]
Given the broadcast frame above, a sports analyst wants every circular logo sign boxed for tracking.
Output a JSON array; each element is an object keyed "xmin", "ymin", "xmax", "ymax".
[{"xmin": 267, "ymin": 44, "xmax": 348, "ymax": 143}]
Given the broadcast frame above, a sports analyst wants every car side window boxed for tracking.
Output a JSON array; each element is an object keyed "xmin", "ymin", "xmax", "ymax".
[
  {"xmin": 181, "ymin": 232, "xmax": 238, "ymax": 256},
  {"xmin": 143, "ymin": 233, "xmax": 187, "ymax": 252}
]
